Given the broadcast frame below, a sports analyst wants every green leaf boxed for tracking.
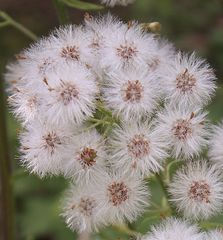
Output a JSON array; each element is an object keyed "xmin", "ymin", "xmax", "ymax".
[{"xmin": 60, "ymin": 0, "xmax": 104, "ymax": 10}]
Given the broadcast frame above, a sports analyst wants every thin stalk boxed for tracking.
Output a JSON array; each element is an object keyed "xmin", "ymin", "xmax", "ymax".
[
  {"xmin": 0, "ymin": 75, "xmax": 15, "ymax": 240},
  {"xmin": 52, "ymin": 0, "xmax": 70, "ymax": 25},
  {"xmin": 199, "ymin": 221, "xmax": 223, "ymax": 230},
  {"xmin": 0, "ymin": 21, "xmax": 10, "ymax": 28},
  {"xmin": 0, "ymin": 11, "xmax": 37, "ymax": 41},
  {"xmin": 155, "ymin": 173, "xmax": 174, "ymax": 215},
  {"xmin": 113, "ymin": 224, "xmax": 139, "ymax": 237}
]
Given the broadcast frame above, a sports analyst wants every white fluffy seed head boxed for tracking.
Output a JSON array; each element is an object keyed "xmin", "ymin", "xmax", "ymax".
[
  {"xmin": 19, "ymin": 120, "xmax": 73, "ymax": 177},
  {"xmin": 96, "ymin": 173, "xmax": 149, "ymax": 224},
  {"xmin": 142, "ymin": 218, "xmax": 204, "ymax": 240},
  {"xmin": 100, "ymin": 0, "xmax": 136, "ymax": 7},
  {"xmin": 100, "ymin": 23, "xmax": 158, "ymax": 70},
  {"xmin": 159, "ymin": 52, "xmax": 216, "ymax": 108},
  {"xmin": 209, "ymin": 122, "xmax": 223, "ymax": 167},
  {"xmin": 169, "ymin": 161, "xmax": 223, "ymax": 219},
  {"xmin": 8, "ymin": 87, "xmax": 42, "ymax": 124},
  {"xmin": 44, "ymin": 25, "xmax": 95, "ymax": 67},
  {"xmin": 61, "ymin": 183, "xmax": 105, "ymax": 233},
  {"xmin": 39, "ymin": 63, "xmax": 98, "ymax": 125},
  {"xmin": 103, "ymin": 66, "xmax": 160, "ymax": 121},
  {"xmin": 109, "ymin": 122, "xmax": 168, "ymax": 176},
  {"xmin": 62, "ymin": 129, "xmax": 108, "ymax": 184},
  {"xmin": 157, "ymin": 106, "xmax": 209, "ymax": 159}
]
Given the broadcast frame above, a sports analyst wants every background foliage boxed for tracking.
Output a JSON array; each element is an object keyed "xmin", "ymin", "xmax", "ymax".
[{"xmin": 0, "ymin": 0, "xmax": 223, "ymax": 239}]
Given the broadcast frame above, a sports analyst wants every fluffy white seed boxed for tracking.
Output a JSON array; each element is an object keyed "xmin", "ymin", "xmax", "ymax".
[
  {"xmin": 100, "ymin": 23, "xmax": 158, "ymax": 70},
  {"xmin": 169, "ymin": 161, "xmax": 223, "ymax": 219},
  {"xmin": 39, "ymin": 63, "xmax": 98, "ymax": 125},
  {"xmin": 19, "ymin": 120, "xmax": 73, "ymax": 177},
  {"xmin": 95, "ymin": 173, "xmax": 149, "ymax": 224},
  {"xmin": 103, "ymin": 66, "xmax": 160, "ymax": 121},
  {"xmin": 209, "ymin": 122, "xmax": 223, "ymax": 167},
  {"xmin": 157, "ymin": 106, "xmax": 209, "ymax": 159},
  {"xmin": 62, "ymin": 129, "xmax": 108, "ymax": 184},
  {"xmin": 142, "ymin": 218, "xmax": 204, "ymax": 240},
  {"xmin": 61, "ymin": 183, "xmax": 105, "ymax": 233},
  {"xmin": 109, "ymin": 122, "xmax": 168, "ymax": 176},
  {"xmin": 159, "ymin": 52, "xmax": 216, "ymax": 108}
]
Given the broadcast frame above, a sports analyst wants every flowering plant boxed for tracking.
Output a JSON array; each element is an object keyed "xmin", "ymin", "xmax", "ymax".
[{"xmin": 2, "ymin": 0, "xmax": 223, "ymax": 239}]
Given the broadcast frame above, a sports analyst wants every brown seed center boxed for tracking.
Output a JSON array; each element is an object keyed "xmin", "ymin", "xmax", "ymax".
[
  {"xmin": 122, "ymin": 80, "xmax": 143, "ymax": 103},
  {"xmin": 78, "ymin": 197, "xmax": 96, "ymax": 216},
  {"xmin": 172, "ymin": 119, "xmax": 192, "ymax": 140},
  {"xmin": 79, "ymin": 147, "xmax": 97, "ymax": 168},
  {"xmin": 127, "ymin": 134, "xmax": 150, "ymax": 158},
  {"xmin": 188, "ymin": 180, "xmax": 211, "ymax": 203},
  {"xmin": 59, "ymin": 82, "xmax": 79, "ymax": 105},
  {"xmin": 116, "ymin": 44, "xmax": 138, "ymax": 60},
  {"xmin": 43, "ymin": 132, "xmax": 61, "ymax": 154},
  {"xmin": 61, "ymin": 46, "xmax": 80, "ymax": 60},
  {"xmin": 176, "ymin": 68, "xmax": 196, "ymax": 93},
  {"xmin": 108, "ymin": 181, "xmax": 129, "ymax": 206}
]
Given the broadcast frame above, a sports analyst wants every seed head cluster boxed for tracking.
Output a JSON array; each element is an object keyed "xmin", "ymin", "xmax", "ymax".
[{"xmin": 6, "ymin": 13, "xmax": 223, "ymax": 236}]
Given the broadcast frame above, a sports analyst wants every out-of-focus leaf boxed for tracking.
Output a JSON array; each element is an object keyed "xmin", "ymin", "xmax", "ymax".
[{"xmin": 60, "ymin": 0, "xmax": 104, "ymax": 10}]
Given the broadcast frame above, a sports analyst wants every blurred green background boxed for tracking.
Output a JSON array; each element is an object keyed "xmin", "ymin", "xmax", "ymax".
[{"xmin": 0, "ymin": 0, "xmax": 223, "ymax": 239}]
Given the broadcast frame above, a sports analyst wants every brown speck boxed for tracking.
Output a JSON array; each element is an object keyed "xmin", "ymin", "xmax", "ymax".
[
  {"xmin": 172, "ymin": 119, "xmax": 192, "ymax": 141},
  {"xmin": 188, "ymin": 180, "xmax": 211, "ymax": 203},
  {"xmin": 127, "ymin": 134, "xmax": 150, "ymax": 159},
  {"xmin": 78, "ymin": 197, "xmax": 96, "ymax": 216},
  {"xmin": 15, "ymin": 54, "xmax": 27, "ymax": 60},
  {"xmin": 58, "ymin": 81, "xmax": 79, "ymax": 105},
  {"xmin": 121, "ymin": 80, "xmax": 143, "ymax": 103},
  {"xmin": 61, "ymin": 46, "xmax": 80, "ymax": 61},
  {"xmin": 43, "ymin": 132, "xmax": 61, "ymax": 154},
  {"xmin": 78, "ymin": 147, "xmax": 97, "ymax": 168},
  {"xmin": 117, "ymin": 44, "xmax": 138, "ymax": 61},
  {"xmin": 176, "ymin": 68, "xmax": 196, "ymax": 93},
  {"xmin": 108, "ymin": 181, "xmax": 129, "ymax": 206}
]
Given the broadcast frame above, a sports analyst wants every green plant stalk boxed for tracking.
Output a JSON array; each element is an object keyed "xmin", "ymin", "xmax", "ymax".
[
  {"xmin": 155, "ymin": 173, "xmax": 174, "ymax": 215},
  {"xmin": 0, "ymin": 76, "xmax": 15, "ymax": 240},
  {"xmin": 0, "ymin": 11, "xmax": 37, "ymax": 40},
  {"xmin": 52, "ymin": 0, "xmax": 70, "ymax": 25}
]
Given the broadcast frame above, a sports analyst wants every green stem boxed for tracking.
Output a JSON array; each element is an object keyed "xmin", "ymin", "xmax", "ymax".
[
  {"xmin": 0, "ymin": 73, "xmax": 15, "ymax": 240},
  {"xmin": 155, "ymin": 173, "xmax": 174, "ymax": 215},
  {"xmin": 0, "ymin": 11, "xmax": 37, "ymax": 40},
  {"xmin": 199, "ymin": 221, "xmax": 223, "ymax": 230},
  {"xmin": 0, "ymin": 21, "xmax": 10, "ymax": 28},
  {"xmin": 165, "ymin": 159, "xmax": 181, "ymax": 185},
  {"xmin": 52, "ymin": 0, "xmax": 69, "ymax": 25},
  {"xmin": 113, "ymin": 224, "xmax": 139, "ymax": 237}
]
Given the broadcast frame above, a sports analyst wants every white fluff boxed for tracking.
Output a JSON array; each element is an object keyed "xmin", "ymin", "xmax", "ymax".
[
  {"xmin": 62, "ymin": 129, "xmax": 108, "ymax": 184},
  {"xmin": 95, "ymin": 173, "xmax": 149, "ymax": 224},
  {"xmin": 159, "ymin": 52, "xmax": 216, "ymax": 108},
  {"xmin": 103, "ymin": 66, "xmax": 160, "ymax": 121},
  {"xmin": 169, "ymin": 161, "xmax": 223, "ymax": 219},
  {"xmin": 209, "ymin": 122, "xmax": 223, "ymax": 167},
  {"xmin": 19, "ymin": 120, "xmax": 73, "ymax": 177},
  {"xmin": 109, "ymin": 122, "xmax": 168, "ymax": 176},
  {"xmin": 142, "ymin": 218, "xmax": 204, "ymax": 240},
  {"xmin": 157, "ymin": 106, "xmax": 209, "ymax": 159}
]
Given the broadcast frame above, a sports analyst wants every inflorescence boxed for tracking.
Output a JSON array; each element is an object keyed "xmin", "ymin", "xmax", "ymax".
[{"xmin": 5, "ymin": 13, "xmax": 223, "ymax": 239}]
